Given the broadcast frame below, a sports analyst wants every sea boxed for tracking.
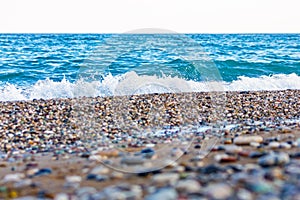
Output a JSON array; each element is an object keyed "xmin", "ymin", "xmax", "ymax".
[{"xmin": 0, "ymin": 34, "xmax": 299, "ymax": 101}]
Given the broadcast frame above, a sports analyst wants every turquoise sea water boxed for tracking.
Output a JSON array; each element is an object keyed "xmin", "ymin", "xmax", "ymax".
[{"xmin": 0, "ymin": 34, "xmax": 299, "ymax": 101}]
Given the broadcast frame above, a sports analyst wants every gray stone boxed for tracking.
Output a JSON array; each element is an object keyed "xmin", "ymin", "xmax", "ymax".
[
  {"xmin": 175, "ymin": 179, "xmax": 201, "ymax": 193},
  {"xmin": 145, "ymin": 188, "xmax": 178, "ymax": 200},
  {"xmin": 205, "ymin": 183, "xmax": 233, "ymax": 200},
  {"xmin": 3, "ymin": 173, "xmax": 25, "ymax": 182},
  {"xmin": 121, "ymin": 156, "xmax": 145, "ymax": 165},
  {"xmin": 258, "ymin": 152, "xmax": 290, "ymax": 166}
]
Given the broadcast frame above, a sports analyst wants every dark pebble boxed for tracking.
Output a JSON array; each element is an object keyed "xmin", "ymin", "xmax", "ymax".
[
  {"xmin": 140, "ymin": 148, "xmax": 155, "ymax": 158},
  {"xmin": 199, "ymin": 164, "xmax": 224, "ymax": 174},
  {"xmin": 249, "ymin": 151, "xmax": 267, "ymax": 158},
  {"xmin": 35, "ymin": 168, "xmax": 52, "ymax": 176},
  {"xmin": 86, "ymin": 174, "xmax": 109, "ymax": 182}
]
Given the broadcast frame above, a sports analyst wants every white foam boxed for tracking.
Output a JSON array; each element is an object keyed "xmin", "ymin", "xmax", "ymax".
[
  {"xmin": 0, "ymin": 73, "xmax": 300, "ymax": 101},
  {"xmin": 225, "ymin": 73, "xmax": 300, "ymax": 91}
]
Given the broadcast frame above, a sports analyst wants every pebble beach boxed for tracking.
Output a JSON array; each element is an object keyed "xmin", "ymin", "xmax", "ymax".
[{"xmin": 0, "ymin": 89, "xmax": 300, "ymax": 199}]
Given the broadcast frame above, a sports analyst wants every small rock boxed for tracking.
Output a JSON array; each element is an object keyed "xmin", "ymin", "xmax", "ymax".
[
  {"xmin": 14, "ymin": 179, "xmax": 32, "ymax": 188},
  {"xmin": 121, "ymin": 156, "xmax": 145, "ymax": 165},
  {"xmin": 175, "ymin": 179, "xmax": 201, "ymax": 193},
  {"xmin": 268, "ymin": 142, "xmax": 280, "ymax": 149},
  {"xmin": 224, "ymin": 145, "xmax": 243, "ymax": 154},
  {"xmin": 3, "ymin": 173, "xmax": 25, "ymax": 182},
  {"xmin": 279, "ymin": 142, "xmax": 291, "ymax": 149},
  {"xmin": 152, "ymin": 173, "xmax": 179, "ymax": 185},
  {"xmin": 249, "ymin": 151, "xmax": 267, "ymax": 158},
  {"xmin": 236, "ymin": 188, "xmax": 253, "ymax": 200},
  {"xmin": 145, "ymin": 143, "xmax": 156, "ymax": 148},
  {"xmin": 86, "ymin": 174, "xmax": 109, "ymax": 182},
  {"xmin": 215, "ymin": 154, "xmax": 237, "ymax": 163},
  {"xmin": 35, "ymin": 168, "xmax": 52, "ymax": 176},
  {"xmin": 234, "ymin": 136, "xmax": 263, "ymax": 145},
  {"xmin": 199, "ymin": 164, "xmax": 224, "ymax": 174},
  {"xmin": 246, "ymin": 180, "xmax": 274, "ymax": 194},
  {"xmin": 89, "ymin": 155, "xmax": 102, "ymax": 161},
  {"xmin": 76, "ymin": 187, "xmax": 97, "ymax": 197},
  {"xmin": 145, "ymin": 187, "xmax": 178, "ymax": 200},
  {"xmin": 65, "ymin": 176, "xmax": 82, "ymax": 184},
  {"xmin": 258, "ymin": 152, "xmax": 290, "ymax": 167},
  {"xmin": 250, "ymin": 142, "xmax": 261, "ymax": 148},
  {"xmin": 55, "ymin": 193, "xmax": 69, "ymax": 200},
  {"xmin": 0, "ymin": 162, "xmax": 8, "ymax": 167},
  {"xmin": 90, "ymin": 166, "xmax": 110, "ymax": 175},
  {"xmin": 205, "ymin": 183, "xmax": 233, "ymax": 199},
  {"xmin": 26, "ymin": 168, "xmax": 39, "ymax": 177},
  {"xmin": 140, "ymin": 148, "xmax": 155, "ymax": 158}
]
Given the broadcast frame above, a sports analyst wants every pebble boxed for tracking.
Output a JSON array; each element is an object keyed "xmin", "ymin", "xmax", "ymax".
[
  {"xmin": 224, "ymin": 145, "xmax": 243, "ymax": 154},
  {"xmin": 3, "ymin": 173, "xmax": 25, "ymax": 182},
  {"xmin": 250, "ymin": 142, "xmax": 261, "ymax": 148},
  {"xmin": 236, "ymin": 188, "xmax": 253, "ymax": 200},
  {"xmin": 246, "ymin": 180, "xmax": 274, "ymax": 194},
  {"xmin": 268, "ymin": 142, "xmax": 280, "ymax": 149},
  {"xmin": 140, "ymin": 148, "xmax": 156, "ymax": 158},
  {"xmin": 175, "ymin": 179, "xmax": 201, "ymax": 193},
  {"xmin": 152, "ymin": 173, "xmax": 179, "ymax": 185},
  {"xmin": 65, "ymin": 176, "xmax": 82, "ymax": 185},
  {"xmin": 145, "ymin": 187, "xmax": 178, "ymax": 200},
  {"xmin": 90, "ymin": 166, "xmax": 110, "ymax": 175},
  {"xmin": 76, "ymin": 187, "xmax": 97, "ymax": 198},
  {"xmin": 54, "ymin": 193, "xmax": 69, "ymax": 200},
  {"xmin": 199, "ymin": 164, "xmax": 224, "ymax": 174},
  {"xmin": 0, "ymin": 162, "xmax": 8, "ymax": 167},
  {"xmin": 234, "ymin": 136, "xmax": 264, "ymax": 145},
  {"xmin": 279, "ymin": 142, "xmax": 291, "ymax": 149},
  {"xmin": 205, "ymin": 183, "xmax": 233, "ymax": 199},
  {"xmin": 258, "ymin": 152, "xmax": 290, "ymax": 166},
  {"xmin": 86, "ymin": 174, "xmax": 109, "ymax": 182},
  {"xmin": 121, "ymin": 156, "xmax": 145, "ymax": 165},
  {"xmin": 215, "ymin": 154, "xmax": 238, "ymax": 163},
  {"xmin": 14, "ymin": 179, "xmax": 32, "ymax": 188},
  {"xmin": 34, "ymin": 168, "xmax": 52, "ymax": 176}
]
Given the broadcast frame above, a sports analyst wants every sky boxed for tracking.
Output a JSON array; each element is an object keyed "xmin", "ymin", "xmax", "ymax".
[{"xmin": 0, "ymin": 0, "xmax": 299, "ymax": 33}]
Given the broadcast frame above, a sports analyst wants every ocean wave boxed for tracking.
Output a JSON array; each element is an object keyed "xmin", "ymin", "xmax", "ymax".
[{"xmin": 0, "ymin": 73, "xmax": 300, "ymax": 102}]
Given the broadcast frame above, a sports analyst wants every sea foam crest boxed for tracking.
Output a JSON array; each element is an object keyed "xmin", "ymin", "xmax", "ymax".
[{"xmin": 0, "ymin": 73, "xmax": 300, "ymax": 102}]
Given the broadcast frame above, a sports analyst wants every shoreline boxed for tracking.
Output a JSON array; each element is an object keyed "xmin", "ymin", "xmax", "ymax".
[{"xmin": 0, "ymin": 89, "xmax": 300, "ymax": 199}]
